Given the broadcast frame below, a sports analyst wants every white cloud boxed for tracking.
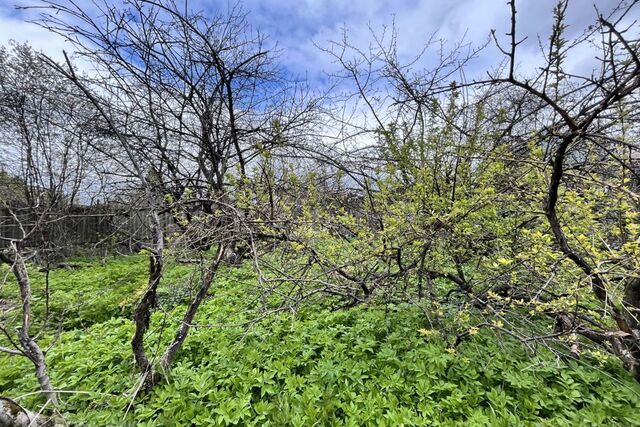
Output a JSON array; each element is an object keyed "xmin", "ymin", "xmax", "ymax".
[
  {"xmin": 0, "ymin": 2, "xmax": 72, "ymax": 60},
  {"xmin": 0, "ymin": 0, "xmax": 632, "ymax": 85}
]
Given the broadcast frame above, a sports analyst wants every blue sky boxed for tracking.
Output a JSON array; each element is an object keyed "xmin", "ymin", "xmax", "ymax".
[{"xmin": 0, "ymin": 0, "xmax": 629, "ymax": 89}]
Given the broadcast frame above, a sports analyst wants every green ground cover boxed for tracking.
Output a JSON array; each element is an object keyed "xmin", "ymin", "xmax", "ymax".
[{"xmin": 1, "ymin": 256, "xmax": 639, "ymax": 426}]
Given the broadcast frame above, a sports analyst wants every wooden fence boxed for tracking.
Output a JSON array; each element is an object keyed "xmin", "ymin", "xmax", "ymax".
[{"xmin": 0, "ymin": 206, "xmax": 173, "ymax": 250}]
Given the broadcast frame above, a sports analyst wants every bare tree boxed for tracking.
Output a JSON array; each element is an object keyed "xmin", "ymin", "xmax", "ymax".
[{"xmin": 31, "ymin": 0, "xmax": 321, "ymax": 391}]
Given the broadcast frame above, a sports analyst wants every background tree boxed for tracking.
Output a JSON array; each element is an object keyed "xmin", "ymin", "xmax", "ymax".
[{"xmin": 0, "ymin": 41, "xmax": 100, "ymax": 418}]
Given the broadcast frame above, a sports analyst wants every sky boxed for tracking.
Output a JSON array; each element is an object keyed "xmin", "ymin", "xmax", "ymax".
[{"xmin": 0, "ymin": 0, "xmax": 631, "ymax": 91}]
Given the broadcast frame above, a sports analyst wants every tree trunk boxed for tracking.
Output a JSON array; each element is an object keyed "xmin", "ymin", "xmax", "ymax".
[
  {"xmin": 131, "ymin": 216, "xmax": 164, "ymax": 384},
  {"xmin": 0, "ymin": 397, "xmax": 62, "ymax": 427},
  {"xmin": 144, "ymin": 244, "xmax": 226, "ymax": 390},
  {"xmin": 9, "ymin": 243, "xmax": 58, "ymax": 406}
]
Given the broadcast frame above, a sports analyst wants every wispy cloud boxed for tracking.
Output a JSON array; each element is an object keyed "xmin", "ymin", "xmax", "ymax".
[{"xmin": 0, "ymin": 0, "xmax": 627, "ymax": 86}]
